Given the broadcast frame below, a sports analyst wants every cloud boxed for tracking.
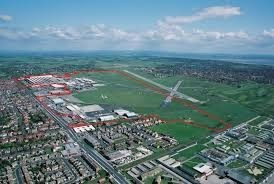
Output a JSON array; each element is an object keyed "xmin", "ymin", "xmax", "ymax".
[
  {"xmin": 192, "ymin": 29, "xmax": 249, "ymax": 41},
  {"xmin": 263, "ymin": 29, "xmax": 274, "ymax": 38},
  {"xmin": 25, "ymin": 25, "xmax": 142, "ymax": 43},
  {"xmin": 0, "ymin": 25, "xmax": 259, "ymax": 52},
  {"xmin": 0, "ymin": 9, "xmax": 273, "ymax": 53},
  {"xmin": 0, "ymin": 14, "xmax": 12, "ymax": 22},
  {"xmin": 0, "ymin": 27, "xmax": 27, "ymax": 39},
  {"xmin": 161, "ymin": 6, "xmax": 241, "ymax": 25},
  {"xmin": 143, "ymin": 21, "xmax": 249, "ymax": 44},
  {"xmin": 144, "ymin": 23, "xmax": 186, "ymax": 41}
]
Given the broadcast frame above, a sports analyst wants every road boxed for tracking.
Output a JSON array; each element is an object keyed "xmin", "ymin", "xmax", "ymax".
[
  {"xmin": 15, "ymin": 166, "xmax": 25, "ymax": 184},
  {"xmin": 31, "ymin": 96, "xmax": 129, "ymax": 184},
  {"xmin": 123, "ymin": 70, "xmax": 201, "ymax": 103}
]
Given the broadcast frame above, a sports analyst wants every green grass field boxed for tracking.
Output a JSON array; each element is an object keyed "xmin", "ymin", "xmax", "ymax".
[
  {"xmin": 183, "ymin": 157, "xmax": 205, "ymax": 168},
  {"xmin": 147, "ymin": 75, "xmax": 258, "ymax": 126},
  {"xmin": 172, "ymin": 144, "xmax": 206, "ymax": 160},
  {"xmin": 73, "ymin": 71, "xmax": 258, "ymax": 145},
  {"xmin": 132, "ymin": 68, "xmax": 274, "ymax": 117},
  {"xmin": 227, "ymin": 159, "xmax": 249, "ymax": 169},
  {"xmin": 248, "ymin": 116, "xmax": 269, "ymax": 126},
  {"xmin": 149, "ymin": 123, "xmax": 210, "ymax": 144},
  {"xmin": 74, "ymin": 72, "xmax": 224, "ymax": 127}
]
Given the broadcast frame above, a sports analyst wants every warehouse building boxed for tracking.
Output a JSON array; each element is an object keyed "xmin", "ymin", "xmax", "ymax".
[
  {"xmin": 193, "ymin": 163, "xmax": 213, "ymax": 178},
  {"xmin": 114, "ymin": 109, "xmax": 138, "ymax": 118},
  {"xmin": 98, "ymin": 115, "xmax": 116, "ymax": 121},
  {"xmin": 52, "ymin": 98, "xmax": 65, "ymax": 105},
  {"xmin": 105, "ymin": 150, "xmax": 132, "ymax": 162},
  {"xmin": 68, "ymin": 123, "xmax": 95, "ymax": 133},
  {"xmin": 81, "ymin": 105, "xmax": 104, "ymax": 113},
  {"xmin": 158, "ymin": 155, "xmax": 181, "ymax": 168}
]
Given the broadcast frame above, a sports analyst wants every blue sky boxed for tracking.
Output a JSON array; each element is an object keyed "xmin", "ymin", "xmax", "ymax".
[{"xmin": 0, "ymin": 0, "xmax": 274, "ymax": 53}]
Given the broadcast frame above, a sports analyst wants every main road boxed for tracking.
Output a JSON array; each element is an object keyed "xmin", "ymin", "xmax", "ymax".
[
  {"xmin": 31, "ymin": 96, "xmax": 129, "ymax": 184},
  {"xmin": 123, "ymin": 70, "xmax": 201, "ymax": 103},
  {"xmin": 15, "ymin": 166, "xmax": 25, "ymax": 184}
]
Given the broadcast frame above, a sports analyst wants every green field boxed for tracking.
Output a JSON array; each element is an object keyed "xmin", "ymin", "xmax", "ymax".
[
  {"xmin": 131, "ymin": 69, "xmax": 274, "ymax": 118},
  {"xmin": 74, "ymin": 72, "xmax": 225, "ymax": 128},
  {"xmin": 149, "ymin": 123, "xmax": 210, "ymax": 144},
  {"xmin": 172, "ymin": 144, "xmax": 207, "ymax": 160},
  {"xmin": 248, "ymin": 116, "xmax": 269, "ymax": 126},
  {"xmin": 183, "ymin": 157, "xmax": 205, "ymax": 168},
  {"xmin": 145, "ymin": 74, "xmax": 258, "ymax": 126},
  {"xmin": 219, "ymin": 83, "xmax": 274, "ymax": 116},
  {"xmin": 73, "ymin": 71, "xmax": 259, "ymax": 145},
  {"xmin": 227, "ymin": 159, "xmax": 249, "ymax": 169}
]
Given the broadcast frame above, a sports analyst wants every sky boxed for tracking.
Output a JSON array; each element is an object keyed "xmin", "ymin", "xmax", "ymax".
[{"xmin": 0, "ymin": 0, "xmax": 274, "ymax": 54}]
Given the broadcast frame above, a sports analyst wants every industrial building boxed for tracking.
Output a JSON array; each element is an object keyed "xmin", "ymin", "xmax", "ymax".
[
  {"xmin": 51, "ymin": 98, "xmax": 65, "ymax": 105},
  {"xmin": 255, "ymin": 151, "xmax": 274, "ymax": 169},
  {"xmin": 127, "ymin": 161, "xmax": 162, "ymax": 182},
  {"xmin": 193, "ymin": 163, "xmax": 213, "ymax": 177},
  {"xmin": 105, "ymin": 150, "xmax": 132, "ymax": 162},
  {"xmin": 81, "ymin": 105, "xmax": 104, "ymax": 113},
  {"xmin": 200, "ymin": 149, "xmax": 235, "ymax": 166},
  {"xmin": 158, "ymin": 155, "xmax": 181, "ymax": 168},
  {"xmin": 27, "ymin": 75, "xmax": 55, "ymax": 84},
  {"xmin": 68, "ymin": 123, "xmax": 95, "ymax": 133},
  {"xmin": 114, "ymin": 109, "xmax": 138, "ymax": 118},
  {"xmin": 98, "ymin": 115, "xmax": 116, "ymax": 121}
]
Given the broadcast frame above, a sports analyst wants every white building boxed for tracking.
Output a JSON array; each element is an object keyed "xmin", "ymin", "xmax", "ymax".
[
  {"xmin": 99, "ymin": 115, "xmax": 116, "ymax": 121},
  {"xmin": 52, "ymin": 98, "xmax": 65, "ymax": 105},
  {"xmin": 193, "ymin": 163, "xmax": 213, "ymax": 176}
]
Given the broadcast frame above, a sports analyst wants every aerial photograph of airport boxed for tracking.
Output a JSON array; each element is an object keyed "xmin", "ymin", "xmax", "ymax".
[{"xmin": 0, "ymin": 0, "xmax": 274, "ymax": 184}]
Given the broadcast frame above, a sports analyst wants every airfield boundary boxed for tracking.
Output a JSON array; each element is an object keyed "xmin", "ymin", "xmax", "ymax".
[
  {"xmin": 16, "ymin": 69, "xmax": 232, "ymax": 132},
  {"xmin": 75, "ymin": 69, "xmax": 232, "ymax": 132}
]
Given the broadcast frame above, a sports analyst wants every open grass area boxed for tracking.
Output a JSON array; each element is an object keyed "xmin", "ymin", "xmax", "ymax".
[
  {"xmin": 149, "ymin": 123, "xmax": 210, "ymax": 144},
  {"xmin": 172, "ymin": 144, "xmax": 206, "ymax": 160},
  {"xmin": 147, "ymin": 75, "xmax": 258, "ymax": 126},
  {"xmin": 218, "ymin": 83, "xmax": 274, "ymax": 116},
  {"xmin": 134, "ymin": 68, "xmax": 273, "ymax": 118},
  {"xmin": 74, "ymin": 72, "xmax": 225, "ymax": 129},
  {"xmin": 183, "ymin": 157, "xmax": 205, "ymax": 168},
  {"xmin": 73, "ymin": 71, "xmax": 259, "ymax": 148},
  {"xmin": 248, "ymin": 116, "xmax": 269, "ymax": 126},
  {"xmin": 227, "ymin": 159, "xmax": 249, "ymax": 169}
]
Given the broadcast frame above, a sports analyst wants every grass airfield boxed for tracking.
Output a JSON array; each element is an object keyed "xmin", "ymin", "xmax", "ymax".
[{"xmin": 73, "ymin": 71, "xmax": 258, "ymax": 144}]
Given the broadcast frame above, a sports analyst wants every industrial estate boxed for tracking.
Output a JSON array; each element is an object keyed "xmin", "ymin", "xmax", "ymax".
[{"xmin": 1, "ymin": 56, "xmax": 273, "ymax": 184}]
